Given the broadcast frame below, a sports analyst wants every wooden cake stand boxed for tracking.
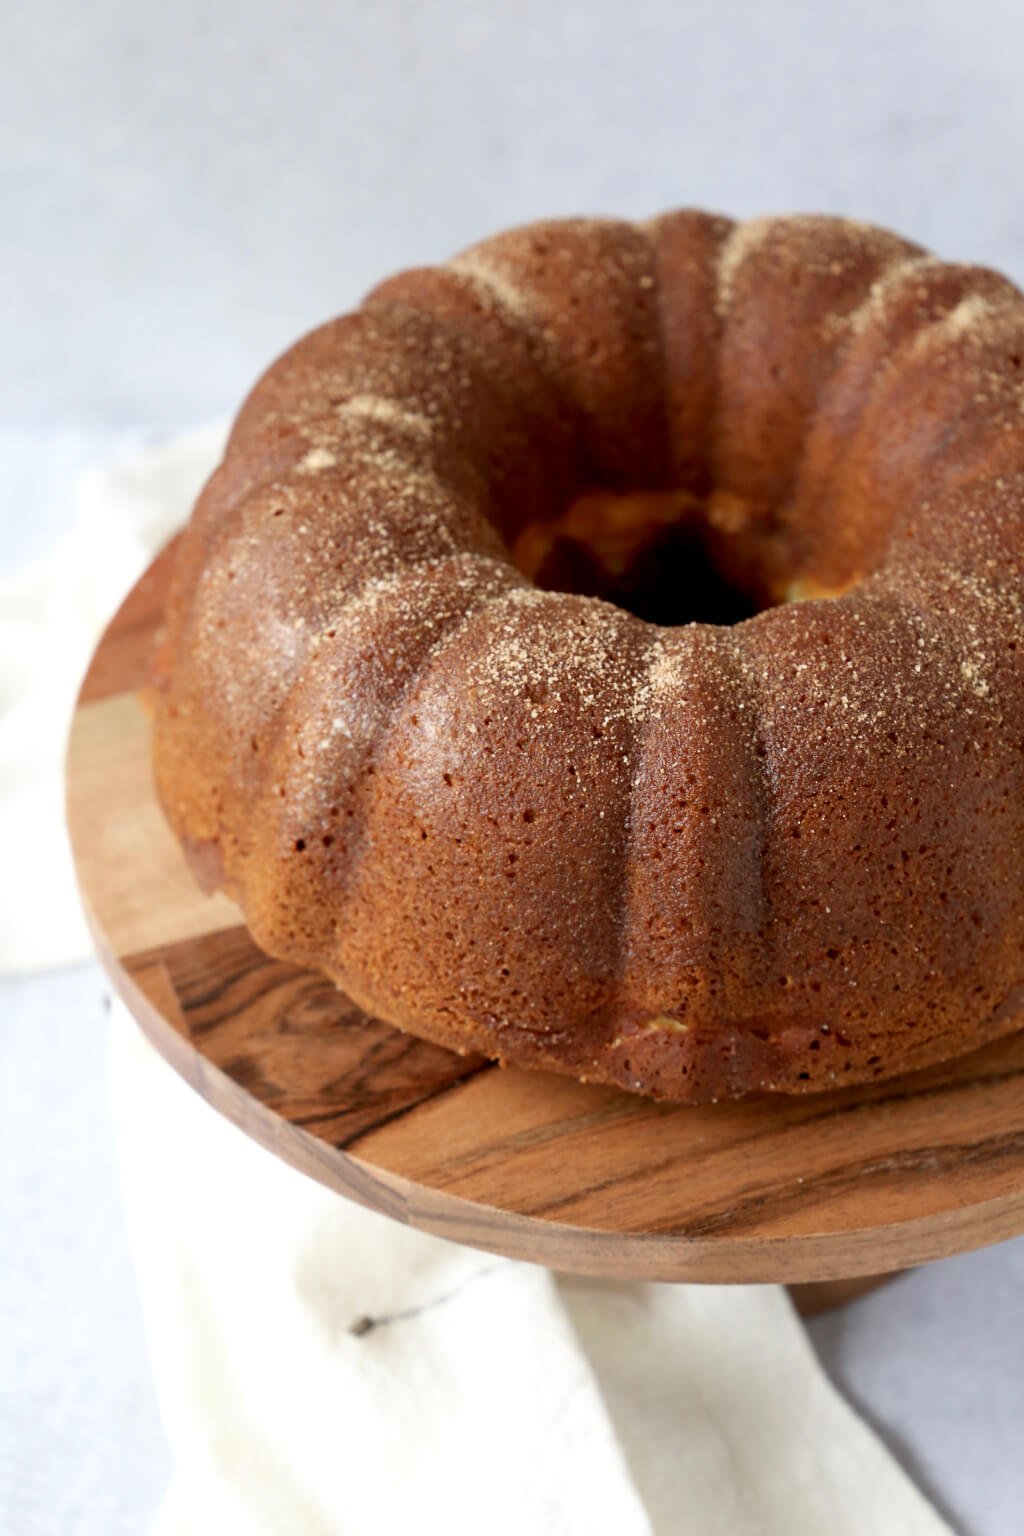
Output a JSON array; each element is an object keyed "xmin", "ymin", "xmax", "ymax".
[{"xmin": 66, "ymin": 543, "xmax": 1024, "ymax": 1314}]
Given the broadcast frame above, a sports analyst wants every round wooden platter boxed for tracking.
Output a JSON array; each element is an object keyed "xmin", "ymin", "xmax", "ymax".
[{"xmin": 66, "ymin": 542, "xmax": 1024, "ymax": 1309}]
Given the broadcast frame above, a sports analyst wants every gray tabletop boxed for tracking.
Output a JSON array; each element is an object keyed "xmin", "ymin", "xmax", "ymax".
[{"xmin": 4, "ymin": 4, "xmax": 1024, "ymax": 1529}]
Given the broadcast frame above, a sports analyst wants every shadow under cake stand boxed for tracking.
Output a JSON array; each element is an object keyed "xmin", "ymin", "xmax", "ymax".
[{"xmin": 66, "ymin": 541, "xmax": 1024, "ymax": 1315}]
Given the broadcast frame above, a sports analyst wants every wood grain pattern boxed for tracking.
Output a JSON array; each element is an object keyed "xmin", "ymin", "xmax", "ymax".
[
  {"xmin": 67, "ymin": 692, "xmax": 240, "ymax": 954},
  {"xmin": 78, "ymin": 536, "xmax": 183, "ymax": 704},
  {"xmin": 65, "ymin": 547, "xmax": 1024, "ymax": 1285}
]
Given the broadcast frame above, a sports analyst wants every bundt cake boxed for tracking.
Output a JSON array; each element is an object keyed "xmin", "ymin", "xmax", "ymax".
[{"xmin": 151, "ymin": 209, "xmax": 1024, "ymax": 1103}]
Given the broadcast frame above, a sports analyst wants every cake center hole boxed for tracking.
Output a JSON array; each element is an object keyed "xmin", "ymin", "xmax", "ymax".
[{"xmin": 510, "ymin": 488, "xmax": 764, "ymax": 627}]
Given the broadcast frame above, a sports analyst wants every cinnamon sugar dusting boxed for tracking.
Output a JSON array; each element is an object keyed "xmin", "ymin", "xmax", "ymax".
[
  {"xmin": 155, "ymin": 207, "xmax": 1024, "ymax": 1106},
  {"xmin": 715, "ymin": 217, "xmax": 777, "ymax": 314},
  {"xmin": 840, "ymin": 255, "xmax": 939, "ymax": 339},
  {"xmin": 332, "ymin": 393, "xmax": 436, "ymax": 435},
  {"xmin": 297, "ymin": 447, "xmax": 338, "ymax": 474},
  {"xmin": 449, "ymin": 253, "xmax": 537, "ymax": 323}
]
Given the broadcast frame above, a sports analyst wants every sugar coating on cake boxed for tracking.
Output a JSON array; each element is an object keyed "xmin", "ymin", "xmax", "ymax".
[{"xmin": 151, "ymin": 210, "xmax": 1024, "ymax": 1103}]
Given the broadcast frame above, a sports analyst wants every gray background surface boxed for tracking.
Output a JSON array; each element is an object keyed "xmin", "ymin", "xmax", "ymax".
[
  {"xmin": 3, "ymin": 2, "xmax": 1024, "ymax": 1531},
  {"xmin": 7, "ymin": 0, "xmax": 1024, "ymax": 439}
]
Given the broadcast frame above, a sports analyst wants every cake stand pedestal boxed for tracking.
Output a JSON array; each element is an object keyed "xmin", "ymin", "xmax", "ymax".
[{"xmin": 66, "ymin": 543, "xmax": 1024, "ymax": 1312}]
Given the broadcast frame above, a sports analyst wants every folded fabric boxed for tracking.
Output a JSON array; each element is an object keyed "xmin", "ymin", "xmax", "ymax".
[{"xmin": 3, "ymin": 427, "xmax": 950, "ymax": 1533}]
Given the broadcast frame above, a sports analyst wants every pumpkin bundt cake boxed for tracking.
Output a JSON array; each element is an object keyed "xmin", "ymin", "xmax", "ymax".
[{"xmin": 151, "ymin": 210, "xmax": 1024, "ymax": 1102}]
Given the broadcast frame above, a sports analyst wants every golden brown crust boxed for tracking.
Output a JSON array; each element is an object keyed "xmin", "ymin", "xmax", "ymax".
[{"xmin": 152, "ymin": 210, "xmax": 1024, "ymax": 1103}]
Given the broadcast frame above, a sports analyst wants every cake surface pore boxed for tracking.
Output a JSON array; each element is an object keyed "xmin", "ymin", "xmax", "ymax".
[{"xmin": 152, "ymin": 209, "xmax": 1024, "ymax": 1103}]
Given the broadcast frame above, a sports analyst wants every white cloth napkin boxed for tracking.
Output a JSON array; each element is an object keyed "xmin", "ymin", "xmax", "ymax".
[{"xmin": 4, "ymin": 431, "xmax": 951, "ymax": 1535}]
